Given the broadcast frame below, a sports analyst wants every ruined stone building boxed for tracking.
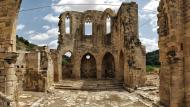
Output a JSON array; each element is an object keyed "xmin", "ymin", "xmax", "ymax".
[
  {"xmin": 57, "ymin": 2, "xmax": 146, "ymax": 89},
  {"xmin": 158, "ymin": 0, "xmax": 190, "ymax": 107},
  {"xmin": 15, "ymin": 46, "xmax": 54, "ymax": 92},
  {"xmin": 2, "ymin": 0, "xmax": 190, "ymax": 107}
]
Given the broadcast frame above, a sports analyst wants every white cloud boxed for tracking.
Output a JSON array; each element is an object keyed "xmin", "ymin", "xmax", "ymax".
[
  {"xmin": 51, "ymin": 0, "xmax": 123, "ymax": 13},
  {"xmin": 142, "ymin": 0, "xmax": 160, "ymax": 33},
  {"xmin": 31, "ymin": 28, "xmax": 58, "ymax": 40},
  {"xmin": 43, "ymin": 14, "xmax": 59, "ymax": 23},
  {"xmin": 140, "ymin": 37, "xmax": 158, "ymax": 52},
  {"xmin": 26, "ymin": 30, "xmax": 35, "ymax": 34},
  {"xmin": 143, "ymin": 0, "xmax": 160, "ymax": 11},
  {"xmin": 31, "ymin": 33, "xmax": 49, "ymax": 40},
  {"xmin": 48, "ymin": 40, "xmax": 58, "ymax": 49},
  {"xmin": 64, "ymin": 51, "xmax": 72, "ymax": 57},
  {"xmin": 66, "ymin": 26, "xmax": 70, "ymax": 34},
  {"xmin": 152, "ymin": 26, "xmax": 159, "ymax": 32},
  {"xmin": 38, "ymin": 44, "xmax": 47, "ymax": 47},
  {"xmin": 43, "ymin": 25, "xmax": 50, "ymax": 30},
  {"xmin": 17, "ymin": 24, "xmax": 25, "ymax": 30}
]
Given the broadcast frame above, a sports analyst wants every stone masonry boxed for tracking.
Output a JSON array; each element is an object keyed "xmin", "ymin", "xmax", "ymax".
[
  {"xmin": 158, "ymin": 0, "xmax": 190, "ymax": 107},
  {"xmin": 57, "ymin": 2, "xmax": 146, "ymax": 89},
  {"xmin": 0, "ymin": 0, "xmax": 21, "ymax": 106},
  {"xmin": 15, "ymin": 47, "xmax": 54, "ymax": 92}
]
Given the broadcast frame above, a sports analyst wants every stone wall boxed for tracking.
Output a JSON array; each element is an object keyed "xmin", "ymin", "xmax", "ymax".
[
  {"xmin": 50, "ymin": 49, "xmax": 59, "ymax": 82},
  {"xmin": 23, "ymin": 48, "xmax": 54, "ymax": 92},
  {"xmin": 15, "ymin": 51, "xmax": 27, "ymax": 94},
  {"xmin": 57, "ymin": 2, "xmax": 146, "ymax": 88},
  {"xmin": 158, "ymin": 0, "xmax": 190, "ymax": 107},
  {"xmin": 0, "ymin": 0, "xmax": 21, "ymax": 106}
]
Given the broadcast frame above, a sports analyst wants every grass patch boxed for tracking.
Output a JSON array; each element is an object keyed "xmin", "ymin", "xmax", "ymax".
[{"xmin": 146, "ymin": 65, "xmax": 160, "ymax": 73}]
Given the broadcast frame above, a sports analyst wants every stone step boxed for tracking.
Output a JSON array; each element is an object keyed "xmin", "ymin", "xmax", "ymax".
[
  {"xmin": 55, "ymin": 86, "xmax": 123, "ymax": 91},
  {"xmin": 54, "ymin": 80, "xmax": 124, "ymax": 90}
]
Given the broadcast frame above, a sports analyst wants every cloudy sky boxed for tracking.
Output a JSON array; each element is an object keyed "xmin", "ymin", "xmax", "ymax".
[{"xmin": 17, "ymin": 0, "xmax": 160, "ymax": 52}]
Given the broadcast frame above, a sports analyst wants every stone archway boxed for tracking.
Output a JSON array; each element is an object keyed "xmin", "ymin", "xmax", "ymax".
[
  {"xmin": 102, "ymin": 52, "xmax": 115, "ymax": 79},
  {"xmin": 62, "ymin": 51, "xmax": 73, "ymax": 79},
  {"xmin": 80, "ymin": 53, "xmax": 97, "ymax": 79},
  {"xmin": 119, "ymin": 50, "xmax": 124, "ymax": 81}
]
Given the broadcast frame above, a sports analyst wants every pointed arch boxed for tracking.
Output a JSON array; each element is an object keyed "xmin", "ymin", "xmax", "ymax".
[
  {"xmin": 62, "ymin": 51, "xmax": 73, "ymax": 79},
  {"xmin": 80, "ymin": 53, "xmax": 97, "ymax": 79},
  {"xmin": 102, "ymin": 52, "xmax": 115, "ymax": 79}
]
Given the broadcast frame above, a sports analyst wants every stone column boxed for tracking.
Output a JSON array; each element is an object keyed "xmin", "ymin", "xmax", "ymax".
[
  {"xmin": 3, "ymin": 52, "xmax": 18, "ymax": 107},
  {"xmin": 72, "ymin": 55, "xmax": 81, "ymax": 79},
  {"xmin": 5, "ymin": 63, "xmax": 17, "ymax": 98},
  {"xmin": 57, "ymin": 54, "xmax": 62, "ymax": 81},
  {"xmin": 114, "ymin": 55, "xmax": 120, "ymax": 81},
  {"xmin": 4, "ymin": 53, "xmax": 18, "ymax": 98}
]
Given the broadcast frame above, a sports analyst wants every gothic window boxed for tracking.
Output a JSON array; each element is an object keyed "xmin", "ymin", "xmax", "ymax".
[
  {"xmin": 106, "ymin": 16, "xmax": 111, "ymax": 34},
  {"xmin": 62, "ymin": 51, "xmax": 72, "ymax": 64},
  {"xmin": 85, "ymin": 17, "xmax": 92, "ymax": 36},
  {"xmin": 65, "ymin": 15, "xmax": 71, "ymax": 34}
]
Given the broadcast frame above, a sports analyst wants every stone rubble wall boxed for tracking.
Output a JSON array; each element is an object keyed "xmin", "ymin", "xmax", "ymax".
[{"xmin": 22, "ymin": 48, "xmax": 54, "ymax": 92}]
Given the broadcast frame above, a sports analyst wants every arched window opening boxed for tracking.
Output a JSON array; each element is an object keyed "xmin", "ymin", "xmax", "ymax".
[
  {"xmin": 86, "ymin": 54, "xmax": 91, "ymax": 60},
  {"xmin": 106, "ymin": 16, "xmax": 111, "ymax": 34},
  {"xmin": 65, "ymin": 15, "xmax": 71, "ymax": 34},
  {"xmin": 63, "ymin": 51, "xmax": 72, "ymax": 64},
  {"xmin": 85, "ymin": 17, "xmax": 92, "ymax": 36},
  {"xmin": 62, "ymin": 51, "xmax": 72, "ymax": 79},
  {"xmin": 102, "ymin": 52, "xmax": 115, "ymax": 79},
  {"xmin": 81, "ymin": 53, "xmax": 97, "ymax": 79}
]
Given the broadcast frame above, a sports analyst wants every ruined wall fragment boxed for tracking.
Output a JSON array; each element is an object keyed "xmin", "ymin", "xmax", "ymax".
[{"xmin": 157, "ymin": 0, "xmax": 190, "ymax": 106}]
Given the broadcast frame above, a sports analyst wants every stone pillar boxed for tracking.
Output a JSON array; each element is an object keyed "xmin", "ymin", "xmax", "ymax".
[
  {"xmin": 72, "ymin": 55, "xmax": 81, "ymax": 79},
  {"xmin": 57, "ymin": 54, "xmax": 62, "ymax": 81},
  {"xmin": 157, "ymin": 0, "xmax": 185, "ymax": 106},
  {"xmin": 5, "ymin": 63, "xmax": 17, "ymax": 97},
  {"xmin": 96, "ymin": 56, "xmax": 102, "ymax": 80},
  {"xmin": 3, "ymin": 52, "xmax": 18, "ymax": 107},
  {"xmin": 114, "ymin": 55, "xmax": 120, "ymax": 81},
  {"xmin": 0, "ymin": 0, "xmax": 21, "ymax": 106},
  {"xmin": 184, "ymin": 0, "xmax": 190, "ymax": 106}
]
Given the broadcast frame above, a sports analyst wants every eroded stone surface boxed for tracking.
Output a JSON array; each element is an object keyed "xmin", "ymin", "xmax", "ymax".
[
  {"xmin": 18, "ymin": 89, "xmax": 156, "ymax": 107},
  {"xmin": 158, "ymin": 0, "xmax": 190, "ymax": 106}
]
